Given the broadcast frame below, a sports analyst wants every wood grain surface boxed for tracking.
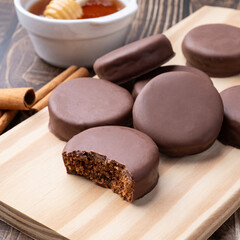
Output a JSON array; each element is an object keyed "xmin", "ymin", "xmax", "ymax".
[
  {"xmin": 1, "ymin": 5, "xmax": 240, "ymax": 240},
  {"xmin": 0, "ymin": 0, "xmax": 240, "ymax": 240}
]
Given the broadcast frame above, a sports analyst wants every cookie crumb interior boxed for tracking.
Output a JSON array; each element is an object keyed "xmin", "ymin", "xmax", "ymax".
[{"xmin": 62, "ymin": 151, "xmax": 135, "ymax": 202}]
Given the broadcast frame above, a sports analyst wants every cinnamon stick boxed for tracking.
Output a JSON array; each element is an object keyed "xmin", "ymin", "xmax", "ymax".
[
  {"xmin": 0, "ymin": 65, "xmax": 78, "ymax": 134},
  {"xmin": 64, "ymin": 67, "xmax": 90, "ymax": 82},
  {"xmin": 35, "ymin": 65, "xmax": 78, "ymax": 102},
  {"xmin": 0, "ymin": 88, "xmax": 35, "ymax": 110},
  {"xmin": 0, "ymin": 110, "xmax": 18, "ymax": 134},
  {"xmin": 32, "ymin": 67, "xmax": 89, "ymax": 112}
]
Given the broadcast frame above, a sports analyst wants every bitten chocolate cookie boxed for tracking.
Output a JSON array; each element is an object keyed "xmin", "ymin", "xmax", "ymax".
[
  {"xmin": 133, "ymin": 72, "xmax": 223, "ymax": 157},
  {"xmin": 218, "ymin": 86, "xmax": 240, "ymax": 148},
  {"xmin": 182, "ymin": 24, "xmax": 240, "ymax": 77},
  {"xmin": 93, "ymin": 34, "xmax": 175, "ymax": 84},
  {"xmin": 48, "ymin": 78, "xmax": 133, "ymax": 141},
  {"xmin": 62, "ymin": 126, "xmax": 159, "ymax": 202},
  {"xmin": 132, "ymin": 65, "xmax": 212, "ymax": 99}
]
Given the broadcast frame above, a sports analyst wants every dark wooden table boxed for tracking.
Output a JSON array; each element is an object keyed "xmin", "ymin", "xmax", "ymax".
[{"xmin": 0, "ymin": 0, "xmax": 240, "ymax": 239}]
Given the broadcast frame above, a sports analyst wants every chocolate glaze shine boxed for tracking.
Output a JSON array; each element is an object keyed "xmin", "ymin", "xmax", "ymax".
[
  {"xmin": 63, "ymin": 126, "xmax": 159, "ymax": 201},
  {"xmin": 93, "ymin": 34, "xmax": 175, "ymax": 84},
  {"xmin": 219, "ymin": 86, "xmax": 240, "ymax": 148},
  {"xmin": 182, "ymin": 24, "xmax": 240, "ymax": 77},
  {"xmin": 48, "ymin": 78, "xmax": 133, "ymax": 141},
  {"xmin": 133, "ymin": 72, "xmax": 224, "ymax": 157}
]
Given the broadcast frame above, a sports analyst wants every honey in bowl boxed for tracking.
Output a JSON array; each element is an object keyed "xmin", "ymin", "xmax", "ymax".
[{"xmin": 29, "ymin": 0, "xmax": 125, "ymax": 19}]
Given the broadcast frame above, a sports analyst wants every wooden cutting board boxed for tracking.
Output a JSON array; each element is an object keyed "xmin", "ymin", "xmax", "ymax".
[{"xmin": 1, "ymin": 6, "xmax": 240, "ymax": 240}]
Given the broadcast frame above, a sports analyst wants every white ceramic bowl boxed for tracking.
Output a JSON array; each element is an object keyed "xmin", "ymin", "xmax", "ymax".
[{"xmin": 14, "ymin": 0, "xmax": 138, "ymax": 67}]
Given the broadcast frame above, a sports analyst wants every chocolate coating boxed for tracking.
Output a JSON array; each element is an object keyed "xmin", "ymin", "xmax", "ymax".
[
  {"xmin": 133, "ymin": 72, "xmax": 224, "ymax": 157},
  {"xmin": 63, "ymin": 126, "xmax": 159, "ymax": 201},
  {"xmin": 132, "ymin": 65, "xmax": 212, "ymax": 99},
  {"xmin": 182, "ymin": 24, "xmax": 240, "ymax": 77},
  {"xmin": 218, "ymin": 86, "xmax": 240, "ymax": 148},
  {"xmin": 93, "ymin": 34, "xmax": 175, "ymax": 84},
  {"xmin": 48, "ymin": 78, "xmax": 133, "ymax": 141}
]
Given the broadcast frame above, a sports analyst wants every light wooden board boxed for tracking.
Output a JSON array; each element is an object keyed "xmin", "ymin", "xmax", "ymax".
[{"xmin": 1, "ymin": 6, "xmax": 240, "ymax": 240}]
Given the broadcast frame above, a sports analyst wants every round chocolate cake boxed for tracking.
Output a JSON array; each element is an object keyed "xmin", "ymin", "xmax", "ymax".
[
  {"xmin": 62, "ymin": 126, "xmax": 159, "ymax": 202},
  {"xmin": 133, "ymin": 71, "xmax": 224, "ymax": 157},
  {"xmin": 182, "ymin": 24, "xmax": 240, "ymax": 77},
  {"xmin": 48, "ymin": 78, "xmax": 133, "ymax": 141},
  {"xmin": 218, "ymin": 85, "xmax": 240, "ymax": 148},
  {"xmin": 93, "ymin": 34, "xmax": 175, "ymax": 84}
]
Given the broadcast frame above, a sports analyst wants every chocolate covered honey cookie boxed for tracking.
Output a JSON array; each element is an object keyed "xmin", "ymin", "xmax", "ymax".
[
  {"xmin": 48, "ymin": 78, "xmax": 133, "ymax": 141},
  {"xmin": 219, "ymin": 86, "xmax": 240, "ymax": 148},
  {"xmin": 62, "ymin": 126, "xmax": 159, "ymax": 202},
  {"xmin": 182, "ymin": 24, "xmax": 240, "ymax": 77},
  {"xmin": 94, "ymin": 34, "xmax": 174, "ymax": 84},
  {"xmin": 133, "ymin": 72, "xmax": 223, "ymax": 157}
]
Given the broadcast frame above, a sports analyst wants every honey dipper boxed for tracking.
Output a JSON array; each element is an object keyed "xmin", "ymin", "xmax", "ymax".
[{"xmin": 44, "ymin": 0, "xmax": 88, "ymax": 19}]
